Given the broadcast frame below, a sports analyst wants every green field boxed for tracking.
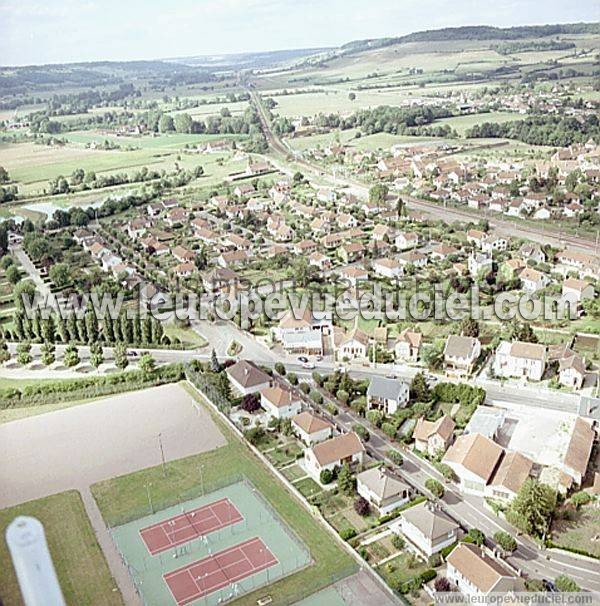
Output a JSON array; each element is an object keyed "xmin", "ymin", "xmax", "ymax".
[
  {"xmin": 91, "ymin": 382, "xmax": 357, "ymax": 605},
  {"xmin": 0, "ymin": 491, "xmax": 123, "ymax": 606},
  {"xmin": 434, "ymin": 111, "xmax": 521, "ymax": 135}
]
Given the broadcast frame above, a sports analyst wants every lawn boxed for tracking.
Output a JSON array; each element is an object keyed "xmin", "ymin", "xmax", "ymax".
[
  {"xmin": 293, "ymin": 476, "xmax": 324, "ymax": 499},
  {"xmin": 0, "ymin": 491, "xmax": 123, "ymax": 606},
  {"xmin": 163, "ymin": 324, "xmax": 208, "ymax": 349},
  {"xmin": 551, "ymin": 505, "xmax": 600, "ymax": 558},
  {"xmin": 90, "ymin": 381, "xmax": 357, "ymax": 606},
  {"xmin": 376, "ymin": 550, "xmax": 430, "ymax": 587}
]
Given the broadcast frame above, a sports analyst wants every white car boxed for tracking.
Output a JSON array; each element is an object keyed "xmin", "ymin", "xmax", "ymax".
[{"xmin": 302, "ymin": 361, "xmax": 315, "ymax": 369}]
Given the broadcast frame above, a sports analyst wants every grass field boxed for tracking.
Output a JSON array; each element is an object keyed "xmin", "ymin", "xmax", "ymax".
[
  {"xmin": 551, "ymin": 505, "xmax": 600, "ymax": 558},
  {"xmin": 434, "ymin": 111, "xmax": 521, "ymax": 136},
  {"xmin": 0, "ymin": 491, "xmax": 122, "ymax": 606},
  {"xmin": 91, "ymin": 381, "xmax": 357, "ymax": 605}
]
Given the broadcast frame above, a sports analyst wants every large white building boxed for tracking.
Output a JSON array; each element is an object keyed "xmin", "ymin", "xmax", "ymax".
[{"xmin": 493, "ymin": 341, "xmax": 546, "ymax": 382}]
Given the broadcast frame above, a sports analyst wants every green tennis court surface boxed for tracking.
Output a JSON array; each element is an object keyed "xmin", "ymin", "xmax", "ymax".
[{"xmin": 110, "ymin": 480, "xmax": 311, "ymax": 606}]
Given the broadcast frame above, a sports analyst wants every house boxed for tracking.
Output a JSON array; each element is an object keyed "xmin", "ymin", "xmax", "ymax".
[
  {"xmin": 339, "ymin": 266, "xmax": 368, "ymax": 286},
  {"xmin": 171, "ymin": 245, "xmax": 195, "ymax": 264},
  {"xmin": 338, "ymin": 242, "xmax": 365, "ymax": 264},
  {"xmin": 397, "ymin": 250, "xmax": 427, "ymax": 269},
  {"xmin": 291, "ymin": 412, "xmax": 333, "ymax": 445},
  {"xmin": 395, "ymin": 231, "xmax": 419, "ymax": 250},
  {"xmin": 260, "ymin": 384, "xmax": 302, "ymax": 420},
  {"xmin": 396, "ymin": 501, "xmax": 459, "ymax": 557},
  {"xmin": 486, "ymin": 451, "xmax": 534, "ymax": 502},
  {"xmin": 372, "ymin": 258, "xmax": 403, "ymax": 280},
  {"xmin": 309, "ymin": 252, "xmax": 332, "ymax": 272},
  {"xmin": 233, "ymin": 183, "xmax": 255, "ymax": 198},
  {"xmin": 293, "ymin": 239, "xmax": 318, "ymax": 255},
  {"xmin": 304, "ymin": 432, "xmax": 365, "ymax": 481},
  {"xmin": 493, "ymin": 341, "xmax": 546, "ymax": 382},
  {"xmin": 202, "ymin": 267, "xmax": 240, "ymax": 295},
  {"xmin": 173, "ymin": 262, "xmax": 195, "ymax": 278},
  {"xmin": 443, "ymin": 433, "xmax": 504, "ymax": 496},
  {"xmin": 394, "ymin": 329, "xmax": 422, "ymax": 363},
  {"xmin": 372, "ymin": 224, "xmax": 394, "ymax": 242},
  {"xmin": 443, "ymin": 335, "xmax": 481, "ymax": 376},
  {"xmin": 562, "ymin": 278, "xmax": 595, "ymax": 303},
  {"xmin": 518, "ymin": 267, "xmax": 548, "ymax": 293},
  {"xmin": 272, "ymin": 308, "xmax": 330, "ymax": 355},
  {"xmin": 559, "ymin": 352, "xmax": 586, "ymax": 390},
  {"xmin": 413, "ymin": 415, "xmax": 455, "ymax": 457},
  {"xmin": 337, "ymin": 213, "xmax": 357, "ymax": 229},
  {"xmin": 356, "ymin": 467, "xmax": 413, "ymax": 515},
  {"xmin": 337, "ymin": 328, "xmax": 369, "ymax": 361},
  {"xmin": 447, "ymin": 543, "xmax": 518, "ymax": 597},
  {"xmin": 225, "ymin": 360, "xmax": 272, "ymax": 395},
  {"xmin": 519, "ymin": 243, "xmax": 546, "ymax": 264},
  {"xmin": 366, "ymin": 377, "xmax": 410, "ymax": 415},
  {"xmin": 466, "ymin": 229, "xmax": 486, "ymax": 247},
  {"xmin": 218, "ymin": 250, "xmax": 248, "ymax": 268},
  {"xmin": 468, "ymin": 252, "xmax": 493, "ymax": 277},
  {"xmin": 481, "ymin": 235, "xmax": 507, "ymax": 254},
  {"xmin": 430, "ymin": 244, "xmax": 458, "ymax": 261}
]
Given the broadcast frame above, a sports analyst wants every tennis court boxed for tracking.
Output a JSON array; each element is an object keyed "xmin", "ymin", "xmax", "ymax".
[
  {"xmin": 140, "ymin": 498, "xmax": 243, "ymax": 555},
  {"xmin": 164, "ymin": 537, "xmax": 278, "ymax": 605},
  {"xmin": 110, "ymin": 479, "xmax": 311, "ymax": 606}
]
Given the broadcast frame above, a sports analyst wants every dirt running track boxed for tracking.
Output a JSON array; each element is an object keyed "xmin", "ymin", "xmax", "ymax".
[{"xmin": 0, "ymin": 382, "xmax": 226, "ymax": 605}]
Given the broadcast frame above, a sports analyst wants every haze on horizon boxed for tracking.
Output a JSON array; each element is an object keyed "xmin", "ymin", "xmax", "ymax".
[{"xmin": 0, "ymin": 0, "xmax": 598, "ymax": 67}]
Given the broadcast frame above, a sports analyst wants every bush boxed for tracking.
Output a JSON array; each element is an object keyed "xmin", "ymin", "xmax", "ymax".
[
  {"xmin": 391, "ymin": 534, "xmax": 405, "ymax": 550},
  {"xmin": 425, "ymin": 478, "xmax": 445, "ymax": 498},
  {"xmin": 352, "ymin": 423, "xmax": 370, "ymax": 442},
  {"xmin": 287, "ymin": 372, "xmax": 298, "ymax": 385},
  {"xmin": 299, "ymin": 382, "xmax": 310, "ymax": 394},
  {"xmin": 420, "ymin": 569, "xmax": 437, "ymax": 584},
  {"xmin": 381, "ymin": 422, "xmax": 397, "ymax": 438},
  {"xmin": 354, "ymin": 496, "xmax": 370, "ymax": 516},
  {"xmin": 555, "ymin": 575, "xmax": 580, "ymax": 592},
  {"xmin": 310, "ymin": 390, "xmax": 323, "ymax": 405},
  {"xmin": 339, "ymin": 528, "xmax": 356, "ymax": 541},
  {"xmin": 466, "ymin": 528, "xmax": 485, "ymax": 547},
  {"xmin": 274, "ymin": 362, "xmax": 286, "ymax": 375},
  {"xmin": 243, "ymin": 426, "xmax": 266, "ymax": 446},
  {"xmin": 493, "ymin": 531, "xmax": 517, "ymax": 552},
  {"xmin": 434, "ymin": 577, "xmax": 451, "ymax": 592},
  {"xmin": 240, "ymin": 393, "xmax": 261, "ymax": 413},
  {"xmin": 387, "ymin": 449, "xmax": 404, "ymax": 466},
  {"xmin": 366, "ymin": 409, "xmax": 384, "ymax": 427},
  {"xmin": 320, "ymin": 469, "xmax": 334, "ymax": 484},
  {"xmin": 570, "ymin": 491, "xmax": 592, "ymax": 508}
]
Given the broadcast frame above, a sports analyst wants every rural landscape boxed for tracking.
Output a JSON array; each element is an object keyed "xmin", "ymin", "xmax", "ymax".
[{"xmin": 0, "ymin": 3, "xmax": 599, "ymax": 606}]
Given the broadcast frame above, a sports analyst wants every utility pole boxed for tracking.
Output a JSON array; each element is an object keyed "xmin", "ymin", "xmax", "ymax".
[{"xmin": 145, "ymin": 482, "xmax": 153, "ymax": 514}]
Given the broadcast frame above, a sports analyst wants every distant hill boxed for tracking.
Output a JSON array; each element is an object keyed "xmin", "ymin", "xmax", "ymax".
[
  {"xmin": 341, "ymin": 22, "xmax": 600, "ymax": 55},
  {"xmin": 167, "ymin": 48, "xmax": 333, "ymax": 71}
]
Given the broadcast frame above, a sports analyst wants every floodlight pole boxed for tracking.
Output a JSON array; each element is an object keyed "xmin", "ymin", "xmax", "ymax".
[
  {"xmin": 158, "ymin": 433, "xmax": 167, "ymax": 478},
  {"xmin": 145, "ymin": 482, "xmax": 153, "ymax": 514}
]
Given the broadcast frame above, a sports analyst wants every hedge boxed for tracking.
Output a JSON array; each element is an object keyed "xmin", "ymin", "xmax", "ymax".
[{"xmin": 0, "ymin": 364, "xmax": 185, "ymax": 408}]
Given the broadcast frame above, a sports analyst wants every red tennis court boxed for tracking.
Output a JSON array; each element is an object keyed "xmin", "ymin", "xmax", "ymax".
[
  {"xmin": 163, "ymin": 537, "xmax": 278, "ymax": 606},
  {"xmin": 139, "ymin": 498, "xmax": 243, "ymax": 555}
]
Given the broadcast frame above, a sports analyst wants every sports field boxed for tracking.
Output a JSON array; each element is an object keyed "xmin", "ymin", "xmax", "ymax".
[{"xmin": 110, "ymin": 481, "xmax": 310, "ymax": 606}]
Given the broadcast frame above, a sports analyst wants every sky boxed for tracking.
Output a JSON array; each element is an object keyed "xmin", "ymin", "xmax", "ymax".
[{"xmin": 0, "ymin": 0, "xmax": 598, "ymax": 66}]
